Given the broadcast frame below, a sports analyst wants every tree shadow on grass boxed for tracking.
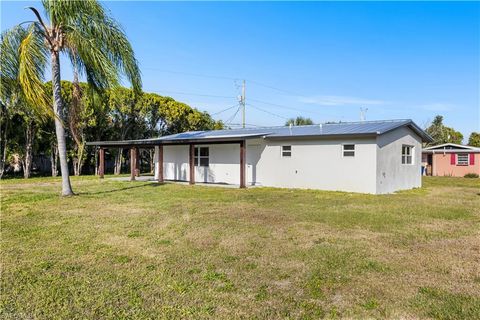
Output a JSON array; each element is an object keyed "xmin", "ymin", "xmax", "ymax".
[{"xmin": 79, "ymin": 182, "xmax": 165, "ymax": 196}]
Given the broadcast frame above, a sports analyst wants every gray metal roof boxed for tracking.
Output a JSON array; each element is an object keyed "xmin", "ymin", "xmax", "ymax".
[{"xmin": 86, "ymin": 119, "xmax": 432, "ymax": 147}]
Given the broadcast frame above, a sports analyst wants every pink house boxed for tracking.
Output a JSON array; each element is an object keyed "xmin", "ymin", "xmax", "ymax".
[{"xmin": 422, "ymin": 143, "xmax": 480, "ymax": 177}]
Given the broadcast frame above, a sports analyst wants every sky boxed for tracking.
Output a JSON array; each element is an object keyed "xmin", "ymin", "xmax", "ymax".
[{"xmin": 1, "ymin": 1, "xmax": 479, "ymax": 140}]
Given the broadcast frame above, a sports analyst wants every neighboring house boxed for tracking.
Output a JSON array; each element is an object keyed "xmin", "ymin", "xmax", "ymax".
[
  {"xmin": 87, "ymin": 119, "xmax": 432, "ymax": 194},
  {"xmin": 422, "ymin": 143, "xmax": 480, "ymax": 177}
]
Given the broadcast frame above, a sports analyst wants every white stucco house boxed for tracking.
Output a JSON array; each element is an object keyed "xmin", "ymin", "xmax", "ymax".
[{"xmin": 87, "ymin": 119, "xmax": 433, "ymax": 194}]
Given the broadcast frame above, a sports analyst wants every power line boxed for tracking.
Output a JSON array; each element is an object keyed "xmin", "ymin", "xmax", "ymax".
[
  {"xmin": 247, "ymin": 103, "xmax": 289, "ymax": 120},
  {"xmin": 211, "ymin": 104, "xmax": 239, "ymax": 115},
  {"xmin": 143, "ymin": 67, "xmax": 304, "ymax": 97},
  {"xmin": 142, "ymin": 67, "xmax": 237, "ymax": 81},
  {"xmin": 225, "ymin": 106, "xmax": 242, "ymax": 125},
  {"xmin": 149, "ymin": 89, "xmax": 235, "ymax": 99},
  {"xmin": 249, "ymin": 98, "xmax": 317, "ymax": 115},
  {"xmin": 247, "ymin": 79, "xmax": 303, "ymax": 96}
]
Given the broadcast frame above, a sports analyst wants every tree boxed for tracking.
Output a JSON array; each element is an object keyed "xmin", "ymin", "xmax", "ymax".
[
  {"xmin": 0, "ymin": 27, "xmax": 42, "ymax": 179},
  {"xmin": 468, "ymin": 132, "xmax": 480, "ymax": 147},
  {"xmin": 285, "ymin": 116, "xmax": 314, "ymax": 126},
  {"xmin": 425, "ymin": 115, "xmax": 463, "ymax": 146},
  {"xmin": 2, "ymin": 0, "xmax": 141, "ymax": 195}
]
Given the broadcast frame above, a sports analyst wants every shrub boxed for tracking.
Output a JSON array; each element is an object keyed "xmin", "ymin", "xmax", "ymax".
[{"xmin": 464, "ymin": 173, "xmax": 479, "ymax": 178}]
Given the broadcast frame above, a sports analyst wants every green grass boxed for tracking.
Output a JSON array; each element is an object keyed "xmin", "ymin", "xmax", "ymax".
[{"xmin": 1, "ymin": 176, "xmax": 479, "ymax": 319}]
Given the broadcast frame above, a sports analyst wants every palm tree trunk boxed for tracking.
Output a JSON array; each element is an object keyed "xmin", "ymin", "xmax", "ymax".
[
  {"xmin": 51, "ymin": 51, "xmax": 73, "ymax": 195},
  {"xmin": 23, "ymin": 120, "xmax": 34, "ymax": 179}
]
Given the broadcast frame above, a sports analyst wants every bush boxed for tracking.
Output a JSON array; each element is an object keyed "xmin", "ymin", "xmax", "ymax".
[{"xmin": 464, "ymin": 173, "xmax": 479, "ymax": 178}]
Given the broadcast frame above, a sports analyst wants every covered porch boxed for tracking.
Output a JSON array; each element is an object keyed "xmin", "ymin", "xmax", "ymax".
[{"xmin": 87, "ymin": 138, "xmax": 252, "ymax": 188}]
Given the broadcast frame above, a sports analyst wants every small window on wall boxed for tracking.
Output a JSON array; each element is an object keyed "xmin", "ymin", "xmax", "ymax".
[
  {"xmin": 401, "ymin": 145, "xmax": 413, "ymax": 164},
  {"xmin": 456, "ymin": 154, "xmax": 469, "ymax": 166},
  {"xmin": 194, "ymin": 147, "xmax": 209, "ymax": 166},
  {"xmin": 282, "ymin": 146, "xmax": 291, "ymax": 157},
  {"xmin": 343, "ymin": 144, "xmax": 355, "ymax": 157}
]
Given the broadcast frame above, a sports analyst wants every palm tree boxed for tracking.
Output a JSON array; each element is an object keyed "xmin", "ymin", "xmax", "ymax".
[{"xmin": 1, "ymin": 0, "xmax": 141, "ymax": 195}]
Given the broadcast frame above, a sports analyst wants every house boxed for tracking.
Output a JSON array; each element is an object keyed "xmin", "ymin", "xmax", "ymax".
[
  {"xmin": 87, "ymin": 119, "xmax": 433, "ymax": 194},
  {"xmin": 422, "ymin": 143, "xmax": 480, "ymax": 177}
]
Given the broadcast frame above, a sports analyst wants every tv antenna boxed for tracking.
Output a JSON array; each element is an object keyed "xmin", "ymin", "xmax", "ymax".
[{"xmin": 360, "ymin": 107, "xmax": 368, "ymax": 121}]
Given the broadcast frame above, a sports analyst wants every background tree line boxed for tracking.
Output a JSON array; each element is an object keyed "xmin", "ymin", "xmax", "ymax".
[{"xmin": 0, "ymin": 81, "xmax": 223, "ymax": 179}]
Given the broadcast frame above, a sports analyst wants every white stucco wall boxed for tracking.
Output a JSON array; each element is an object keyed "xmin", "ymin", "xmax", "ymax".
[
  {"xmin": 252, "ymin": 137, "xmax": 378, "ymax": 193},
  {"xmin": 375, "ymin": 127, "xmax": 423, "ymax": 194},
  {"xmin": 154, "ymin": 144, "xmax": 245, "ymax": 184},
  {"xmin": 153, "ymin": 127, "xmax": 422, "ymax": 194}
]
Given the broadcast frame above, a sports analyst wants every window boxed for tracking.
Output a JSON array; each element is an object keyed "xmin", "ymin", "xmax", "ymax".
[
  {"xmin": 282, "ymin": 146, "xmax": 291, "ymax": 157},
  {"xmin": 194, "ymin": 147, "xmax": 209, "ymax": 166},
  {"xmin": 456, "ymin": 154, "xmax": 469, "ymax": 166},
  {"xmin": 343, "ymin": 144, "xmax": 355, "ymax": 157},
  {"xmin": 401, "ymin": 145, "xmax": 413, "ymax": 164}
]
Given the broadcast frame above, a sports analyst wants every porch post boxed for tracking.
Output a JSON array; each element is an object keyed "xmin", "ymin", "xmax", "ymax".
[
  {"xmin": 99, "ymin": 147, "xmax": 105, "ymax": 179},
  {"xmin": 135, "ymin": 147, "xmax": 140, "ymax": 177},
  {"xmin": 240, "ymin": 140, "xmax": 246, "ymax": 188},
  {"xmin": 158, "ymin": 145, "xmax": 164, "ymax": 183},
  {"xmin": 130, "ymin": 147, "xmax": 136, "ymax": 181},
  {"xmin": 189, "ymin": 144, "xmax": 195, "ymax": 185}
]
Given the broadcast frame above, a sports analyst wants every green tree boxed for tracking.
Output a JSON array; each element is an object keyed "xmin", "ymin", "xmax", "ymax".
[
  {"xmin": 2, "ymin": 0, "xmax": 141, "ymax": 195},
  {"xmin": 468, "ymin": 132, "xmax": 480, "ymax": 147},
  {"xmin": 0, "ymin": 27, "xmax": 43, "ymax": 179},
  {"xmin": 285, "ymin": 116, "xmax": 314, "ymax": 126},
  {"xmin": 425, "ymin": 115, "xmax": 463, "ymax": 146}
]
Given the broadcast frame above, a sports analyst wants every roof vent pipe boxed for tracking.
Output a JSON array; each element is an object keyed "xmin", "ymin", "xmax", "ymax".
[
  {"xmin": 289, "ymin": 123, "xmax": 292, "ymax": 135},
  {"xmin": 319, "ymin": 123, "xmax": 323, "ymax": 133}
]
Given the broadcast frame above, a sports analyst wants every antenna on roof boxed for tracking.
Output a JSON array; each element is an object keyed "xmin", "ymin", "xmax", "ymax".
[{"xmin": 360, "ymin": 107, "xmax": 368, "ymax": 121}]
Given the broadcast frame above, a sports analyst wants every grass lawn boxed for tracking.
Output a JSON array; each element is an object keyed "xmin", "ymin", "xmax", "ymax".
[{"xmin": 1, "ymin": 176, "xmax": 479, "ymax": 319}]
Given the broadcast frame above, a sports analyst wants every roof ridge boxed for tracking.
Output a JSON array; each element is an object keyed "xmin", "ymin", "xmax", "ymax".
[{"xmin": 178, "ymin": 119, "xmax": 413, "ymax": 134}]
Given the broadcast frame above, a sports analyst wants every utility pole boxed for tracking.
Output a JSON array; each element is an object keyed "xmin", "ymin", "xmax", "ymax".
[{"xmin": 241, "ymin": 80, "xmax": 246, "ymax": 128}]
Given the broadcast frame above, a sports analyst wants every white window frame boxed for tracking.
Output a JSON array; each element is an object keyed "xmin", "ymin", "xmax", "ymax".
[
  {"xmin": 401, "ymin": 145, "xmax": 414, "ymax": 165},
  {"xmin": 281, "ymin": 145, "xmax": 292, "ymax": 157},
  {"xmin": 342, "ymin": 144, "xmax": 355, "ymax": 157},
  {"xmin": 194, "ymin": 147, "xmax": 209, "ymax": 167},
  {"xmin": 456, "ymin": 154, "xmax": 469, "ymax": 166}
]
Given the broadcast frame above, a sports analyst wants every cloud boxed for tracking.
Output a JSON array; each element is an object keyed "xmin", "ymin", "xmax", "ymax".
[{"xmin": 298, "ymin": 95, "xmax": 387, "ymax": 106}]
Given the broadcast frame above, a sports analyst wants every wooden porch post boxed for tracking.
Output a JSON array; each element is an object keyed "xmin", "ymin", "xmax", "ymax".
[
  {"xmin": 240, "ymin": 140, "xmax": 246, "ymax": 188},
  {"xmin": 130, "ymin": 147, "xmax": 136, "ymax": 181},
  {"xmin": 189, "ymin": 144, "xmax": 195, "ymax": 185},
  {"xmin": 158, "ymin": 145, "xmax": 164, "ymax": 182},
  {"xmin": 99, "ymin": 148, "xmax": 105, "ymax": 179}
]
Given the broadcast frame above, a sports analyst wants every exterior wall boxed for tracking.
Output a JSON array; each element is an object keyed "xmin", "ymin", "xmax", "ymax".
[
  {"xmin": 154, "ymin": 144, "xmax": 245, "ymax": 184},
  {"xmin": 153, "ymin": 127, "xmax": 424, "ymax": 194},
  {"xmin": 431, "ymin": 153, "xmax": 480, "ymax": 177},
  {"xmin": 376, "ymin": 127, "xmax": 423, "ymax": 194},
  {"xmin": 252, "ymin": 137, "xmax": 378, "ymax": 193}
]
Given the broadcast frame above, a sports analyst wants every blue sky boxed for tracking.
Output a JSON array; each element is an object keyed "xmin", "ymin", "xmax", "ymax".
[{"xmin": 2, "ymin": 1, "xmax": 479, "ymax": 140}]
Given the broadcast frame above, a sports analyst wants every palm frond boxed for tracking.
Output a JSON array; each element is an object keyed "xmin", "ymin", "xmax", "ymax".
[
  {"xmin": 18, "ymin": 24, "xmax": 52, "ymax": 119},
  {"xmin": 1, "ymin": 26, "xmax": 27, "ymax": 100},
  {"xmin": 60, "ymin": 1, "xmax": 142, "ymax": 94}
]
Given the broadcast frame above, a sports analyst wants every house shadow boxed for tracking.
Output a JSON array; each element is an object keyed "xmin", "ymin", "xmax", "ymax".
[{"xmin": 80, "ymin": 181, "xmax": 165, "ymax": 196}]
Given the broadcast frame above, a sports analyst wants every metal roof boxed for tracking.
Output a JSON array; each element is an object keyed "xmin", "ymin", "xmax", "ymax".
[
  {"xmin": 423, "ymin": 143, "xmax": 480, "ymax": 151},
  {"xmin": 86, "ymin": 119, "xmax": 433, "ymax": 147},
  {"xmin": 423, "ymin": 143, "xmax": 480, "ymax": 153}
]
